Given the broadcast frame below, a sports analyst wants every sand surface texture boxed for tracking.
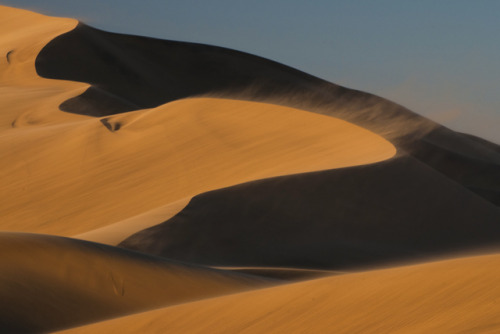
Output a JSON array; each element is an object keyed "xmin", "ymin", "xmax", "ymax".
[
  {"xmin": 0, "ymin": 6, "xmax": 396, "ymax": 236},
  {"xmin": 2, "ymin": 5, "xmax": 500, "ymax": 333},
  {"xmin": 61, "ymin": 253, "xmax": 500, "ymax": 334}
]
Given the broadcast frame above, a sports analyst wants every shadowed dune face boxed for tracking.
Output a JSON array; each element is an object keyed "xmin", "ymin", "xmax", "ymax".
[
  {"xmin": 2, "ymin": 5, "xmax": 500, "ymax": 334},
  {"xmin": 0, "ymin": 6, "xmax": 85, "ymax": 129},
  {"xmin": 121, "ymin": 156, "xmax": 500, "ymax": 269},
  {"xmin": 0, "ymin": 6, "xmax": 397, "ymax": 237},
  {"xmin": 35, "ymin": 22, "xmax": 500, "ymax": 206},
  {"xmin": 73, "ymin": 197, "xmax": 192, "ymax": 245},
  {"xmin": 0, "ymin": 232, "xmax": 269, "ymax": 333},
  {"xmin": 60, "ymin": 253, "xmax": 500, "ymax": 334},
  {"xmin": 0, "ymin": 97, "xmax": 395, "ymax": 235},
  {"xmin": 36, "ymin": 23, "xmax": 432, "ymax": 142}
]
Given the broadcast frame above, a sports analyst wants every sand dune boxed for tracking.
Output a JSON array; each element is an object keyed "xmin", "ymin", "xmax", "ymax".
[
  {"xmin": 121, "ymin": 155, "xmax": 500, "ymax": 269},
  {"xmin": 0, "ymin": 6, "xmax": 84, "ymax": 129},
  {"xmin": 211, "ymin": 266, "xmax": 339, "ymax": 281},
  {"xmin": 36, "ymin": 21, "xmax": 500, "ymax": 206},
  {"xmin": 0, "ymin": 7, "xmax": 396, "ymax": 235},
  {"xmin": 73, "ymin": 197, "xmax": 191, "ymax": 245},
  {"xmin": 1, "ymin": 97, "xmax": 396, "ymax": 235},
  {"xmin": 2, "ymin": 5, "xmax": 500, "ymax": 333},
  {"xmin": 60, "ymin": 252, "xmax": 500, "ymax": 334},
  {"xmin": 0, "ymin": 232, "xmax": 269, "ymax": 333}
]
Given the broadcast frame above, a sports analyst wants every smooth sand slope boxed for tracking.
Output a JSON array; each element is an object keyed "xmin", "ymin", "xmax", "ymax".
[
  {"xmin": 0, "ymin": 232, "xmax": 269, "ymax": 333},
  {"xmin": 0, "ymin": 6, "xmax": 84, "ymax": 128},
  {"xmin": 73, "ymin": 197, "xmax": 191, "ymax": 245},
  {"xmin": 0, "ymin": 5, "xmax": 394, "ymax": 237},
  {"xmin": 121, "ymin": 155, "xmax": 500, "ymax": 269},
  {"xmin": 1, "ymin": 97, "xmax": 396, "ymax": 236},
  {"xmin": 2, "ymin": 5, "xmax": 500, "ymax": 333},
  {"xmin": 61, "ymin": 252, "xmax": 500, "ymax": 334},
  {"xmin": 36, "ymin": 21, "xmax": 500, "ymax": 206}
]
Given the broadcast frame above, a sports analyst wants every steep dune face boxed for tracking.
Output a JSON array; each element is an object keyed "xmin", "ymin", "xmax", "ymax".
[
  {"xmin": 60, "ymin": 253, "xmax": 500, "ymax": 334},
  {"xmin": 36, "ymin": 23, "xmax": 500, "ymax": 206},
  {"xmin": 0, "ymin": 97, "xmax": 395, "ymax": 235},
  {"xmin": 0, "ymin": 6, "xmax": 85, "ymax": 128},
  {"xmin": 73, "ymin": 197, "xmax": 191, "ymax": 245},
  {"xmin": 36, "ymin": 23, "xmax": 430, "ymax": 140},
  {"xmin": 0, "ymin": 232, "xmax": 268, "ymax": 333},
  {"xmin": 0, "ymin": 6, "xmax": 397, "ymax": 236},
  {"xmin": 2, "ymin": 5, "xmax": 500, "ymax": 333},
  {"xmin": 121, "ymin": 156, "xmax": 500, "ymax": 269}
]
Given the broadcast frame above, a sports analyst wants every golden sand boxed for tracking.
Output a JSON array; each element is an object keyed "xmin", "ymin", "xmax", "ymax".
[{"xmin": 61, "ymin": 253, "xmax": 500, "ymax": 334}]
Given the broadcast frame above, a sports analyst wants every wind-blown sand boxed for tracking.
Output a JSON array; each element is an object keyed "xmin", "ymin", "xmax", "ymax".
[
  {"xmin": 1, "ymin": 97, "xmax": 396, "ymax": 236},
  {"xmin": 0, "ymin": 6, "xmax": 396, "ymax": 235},
  {"xmin": 2, "ymin": 4, "xmax": 500, "ymax": 333},
  {"xmin": 60, "ymin": 253, "xmax": 500, "ymax": 334},
  {"xmin": 73, "ymin": 197, "xmax": 191, "ymax": 245},
  {"xmin": 0, "ymin": 5, "xmax": 396, "ymax": 236}
]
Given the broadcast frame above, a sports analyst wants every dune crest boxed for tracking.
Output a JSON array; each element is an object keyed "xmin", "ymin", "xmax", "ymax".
[
  {"xmin": 0, "ymin": 6, "xmax": 85, "ymax": 129},
  {"xmin": 73, "ymin": 197, "xmax": 191, "ymax": 245},
  {"xmin": 0, "ymin": 232, "xmax": 269, "ymax": 333},
  {"xmin": 35, "ymin": 20, "xmax": 500, "ymax": 206},
  {"xmin": 2, "ymin": 5, "xmax": 500, "ymax": 333},
  {"xmin": 60, "ymin": 253, "xmax": 500, "ymax": 334},
  {"xmin": 1, "ymin": 97, "xmax": 396, "ymax": 235},
  {"xmin": 0, "ymin": 6, "xmax": 396, "ymax": 236}
]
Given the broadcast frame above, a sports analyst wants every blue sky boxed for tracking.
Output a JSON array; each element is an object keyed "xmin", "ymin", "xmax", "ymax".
[{"xmin": 3, "ymin": 0, "xmax": 499, "ymax": 143}]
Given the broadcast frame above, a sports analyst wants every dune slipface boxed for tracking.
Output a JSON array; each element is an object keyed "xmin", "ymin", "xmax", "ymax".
[
  {"xmin": 0, "ymin": 5, "xmax": 396, "ymax": 236},
  {"xmin": 0, "ymin": 232, "xmax": 268, "ymax": 333},
  {"xmin": 36, "ymin": 20, "xmax": 500, "ymax": 206},
  {"xmin": 59, "ymin": 253, "xmax": 500, "ymax": 334},
  {"xmin": 120, "ymin": 156, "xmax": 500, "ymax": 269},
  {"xmin": 0, "ymin": 97, "xmax": 396, "ymax": 235},
  {"xmin": 2, "ymin": 5, "xmax": 500, "ymax": 333}
]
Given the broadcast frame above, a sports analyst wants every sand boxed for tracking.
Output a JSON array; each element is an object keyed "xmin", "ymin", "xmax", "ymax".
[
  {"xmin": 60, "ymin": 252, "xmax": 500, "ymax": 334},
  {"xmin": 73, "ymin": 197, "xmax": 191, "ymax": 245},
  {"xmin": 37, "ymin": 18, "xmax": 500, "ymax": 207},
  {"xmin": 0, "ymin": 232, "xmax": 270, "ymax": 333},
  {"xmin": 0, "ymin": 5, "xmax": 396, "ymax": 236},
  {"xmin": 120, "ymin": 155, "xmax": 500, "ymax": 269},
  {"xmin": 2, "ymin": 4, "xmax": 500, "ymax": 334},
  {"xmin": 0, "ymin": 6, "xmax": 84, "ymax": 128},
  {"xmin": 1, "ymin": 94, "xmax": 397, "ymax": 237}
]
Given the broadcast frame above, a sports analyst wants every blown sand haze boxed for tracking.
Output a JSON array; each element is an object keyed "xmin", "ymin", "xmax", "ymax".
[
  {"xmin": 1, "ymin": 96, "xmax": 396, "ymax": 236},
  {"xmin": 2, "ymin": 5, "xmax": 500, "ymax": 333},
  {"xmin": 0, "ymin": 5, "xmax": 396, "ymax": 235}
]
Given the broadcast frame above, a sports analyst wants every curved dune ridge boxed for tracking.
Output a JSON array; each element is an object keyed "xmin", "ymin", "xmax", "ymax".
[
  {"xmin": 1, "ymin": 96, "xmax": 396, "ymax": 236},
  {"xmin": 0, "ymin": 6, "xmax": 85, "ymax": 128},
  {"xmin": 60, "ymin": 253, "xmax": 500, "ymax": 334},
  {"xmin": 120, "ymin": 155, "xmax": 500, "ymax": 270},
  {"xmin": 0, "ymin": 6, "xmax": 396, "ymax": 237},
  {"xmin": 2, "ymin": 5, "xmax": 500, "ymax": 333},
  {"xmin": 36, "ymin": 16, "xmax": 500, "ymax": 207},
  {"xmin": 0, "ymin": 232, "xmax": 269, "ymax": 333}
]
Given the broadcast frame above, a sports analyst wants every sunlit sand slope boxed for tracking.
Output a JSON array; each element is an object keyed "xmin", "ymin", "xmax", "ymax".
[
  {"xmin": 122, "ymin": 155, "xmax": 500, "ymax": 269},
  {"xmin": 0, "ymin": 232, "xmax": 268, "ymax": 333},
  {"xmin": 61, "ymin": 253, "xmax": 500, "ymax": 334},
  {"xmin": 1, "ymin": 97, "xmax": 395, "ymax": 235},
  {"xmin": 37, "ymin": 23, "xmax": 500, "ymax": 205},
  {"xmin": 0, "ymin": 6, "xmax": 84, "ymax": 128},
  {"xmin": 2, "ymin": 6, "xmax": 500, "ymax": 334}
]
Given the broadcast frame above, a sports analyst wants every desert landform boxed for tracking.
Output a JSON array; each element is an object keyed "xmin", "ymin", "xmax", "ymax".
[{"xmin": 1, "ymin": 5, "xmax": 500, "ymax": 333}]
